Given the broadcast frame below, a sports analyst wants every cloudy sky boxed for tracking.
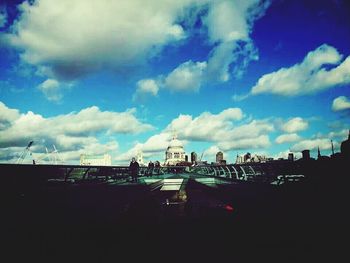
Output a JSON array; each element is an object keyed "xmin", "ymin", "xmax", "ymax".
[{"xmin": 0, "ymin": 0, "xmax": 349, "ymax": 165}]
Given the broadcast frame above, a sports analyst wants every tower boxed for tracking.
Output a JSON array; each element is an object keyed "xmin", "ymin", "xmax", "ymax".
[
  {"xmin": 216, "ymin": 151, "xmax": 223, "ymax": 163},
  {"xmin": 191, "ymin": 152, "xmax": 197, "ymax": 164}
]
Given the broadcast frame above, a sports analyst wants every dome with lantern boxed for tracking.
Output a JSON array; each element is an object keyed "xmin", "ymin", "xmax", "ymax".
[{"xmin": 165, "ymin": 134, "xmax": 186, "ymax": 166}]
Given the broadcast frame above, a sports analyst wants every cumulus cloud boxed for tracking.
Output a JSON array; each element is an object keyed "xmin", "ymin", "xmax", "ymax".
[
  {"xmin": 218, "ymin": 135, "xmax": 270, "ymax": 151},
  {"xmin": 5, "ymin": 0, "xmax": 198, "ymax": 81},
  {"xmin": 275, "ymin": 133, "xmax": 301, "ymax": 144},
  {"xmin": 114, "ymin": 132, "xmax": 173, "ymax": 163},
  {"xmin": 0, "ymin": 102, "xmax": 20, "ymax": 129},
  {"xmin": 132, "ymin": 79, "xmax": 160, "ymax": 102},
  {"xmin": 165, "ymin": 108, "xmax": 244, "ymax": 141},
  {"xmin": 164, "ymin": 61, "xmax": 207, "ymax": 92},
  {"xmin": 290, "ymin": 138, "xmax": 337, "ymax": 152},
  {"xmin": 203, "ymin": 0, "xmax": 266, "ymax": 82},
  {"xmin": 115, "ymin": 107, "xmax": 274, "ymax": 163},
  {"xmin": 273, "ymin": 150, "xmax": 302, "ymax": 160},
  {"xmin": 0, "ymin": 102, "xmax": 153, "ymax": 163},
  {"xmin": 251, "ymin": 44, "xmax": 350, "ymax": 96},
  {"xmin": 134, "ymin": 0, "xmax": 269, "ymax": 95},
  {"xmin": 332, "ymin": 96, "xmax": 350, "ymax": 111},
  {"xmin": 280, "ymin": 117, "xmax": 308, "ymax": 133},
  {"xmin": 3, "ymin": 0, "xmax": 271, "ymax": 100},
  {"xmin": 37, "ymin": 78, "xmax": 63, "ymax": 102}
]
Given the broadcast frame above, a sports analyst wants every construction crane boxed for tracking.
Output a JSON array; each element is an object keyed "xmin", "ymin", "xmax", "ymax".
[
  {"xmin": 16, "ymin": 141, "xmax": 35, "ymax": 164},
  {"xmin": 199, "ymin": 151, "xmax": 204, "ymax": 161},
  {"xmin": 34, "ymin": 144, "xmax": 64, "ymax": 164}
]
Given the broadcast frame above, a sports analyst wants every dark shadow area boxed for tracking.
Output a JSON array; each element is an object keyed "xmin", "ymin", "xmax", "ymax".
[{"xmin": 0, "ymin": 155, "xmax": 349, "ymax": 261}]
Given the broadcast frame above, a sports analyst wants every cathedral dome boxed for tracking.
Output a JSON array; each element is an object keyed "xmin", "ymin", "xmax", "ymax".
[
  {"xmin": 168, "ymin": 138, "xmax": 183, "ymax": 148},
  {"xmin": 165, "ymin": 135, "xmax": 186, "ymax": 165}
]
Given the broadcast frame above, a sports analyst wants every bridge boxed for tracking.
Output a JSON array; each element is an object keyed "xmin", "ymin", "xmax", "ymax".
[{"xmin": 1, "ymin": 161, "xmax": 345, "ymax": 259}]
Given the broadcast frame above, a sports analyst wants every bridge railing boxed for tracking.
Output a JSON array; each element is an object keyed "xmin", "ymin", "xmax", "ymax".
[{"xmin": 0, "ymin": 161, "xmax": 305, "ymax": 185}]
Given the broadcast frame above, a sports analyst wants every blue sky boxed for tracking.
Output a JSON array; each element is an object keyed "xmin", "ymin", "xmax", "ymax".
[{"xmin": 0, "ymin": 0, "xmax": 349, "ymax": 165}]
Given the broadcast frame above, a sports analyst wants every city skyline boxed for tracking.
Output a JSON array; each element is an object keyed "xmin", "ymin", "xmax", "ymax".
[{"xmin": 1, "ymin": 0, "xmax": 350, "ymax": 165}]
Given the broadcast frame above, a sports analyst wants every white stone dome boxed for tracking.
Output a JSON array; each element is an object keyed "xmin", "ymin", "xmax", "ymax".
[{"xmin": 168, "ymin": 138, "xmax": 183, "ymax": 148}]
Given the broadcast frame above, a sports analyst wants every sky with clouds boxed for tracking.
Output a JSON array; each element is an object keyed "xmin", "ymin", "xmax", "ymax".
[{"xmin": 0, "ymin": 0, "xmax": 349, "ymax": 165}]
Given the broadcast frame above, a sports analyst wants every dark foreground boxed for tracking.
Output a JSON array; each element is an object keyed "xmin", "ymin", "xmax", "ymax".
[{"xmin": 1, "ymin": 163, "xmax": 349, "ymax": 262}]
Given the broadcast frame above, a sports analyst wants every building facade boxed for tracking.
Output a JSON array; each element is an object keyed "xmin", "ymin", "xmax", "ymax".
[
  {"xmin": 165, "ymin": 136, "xmax": 186, "ymax": 166},
  {"xmin": 216, "ymin": 151, "xmax": 223, "ymax": 163},
  {"xmin": 80, "ymin": 154, "xmax": 112, "ymax": 166},
  {"xmin": 191, "ymin": 152, "xmax": 197, "ymax": 164}
]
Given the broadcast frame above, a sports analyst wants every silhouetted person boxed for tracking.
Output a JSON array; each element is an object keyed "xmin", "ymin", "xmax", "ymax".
[
  {"xmin": 129, "ymin": 157, "xmax": 139, "ymax": 182},
  {"xmin": 147, "ymin": 161, "xmax": 154, "ymax": 177},
  {"xmin": 154, "ymin": 160, "xmax": 160, "ymax": 175}
]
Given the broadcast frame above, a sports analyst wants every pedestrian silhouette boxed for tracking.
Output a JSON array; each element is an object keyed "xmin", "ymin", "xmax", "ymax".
[
  {"xmin": 147, "ymin": 161, "xmax": 154, "ymax": 177},
  {"xmin": 129, "ymin": 157, "xmax": 139, "ymax": 182}
]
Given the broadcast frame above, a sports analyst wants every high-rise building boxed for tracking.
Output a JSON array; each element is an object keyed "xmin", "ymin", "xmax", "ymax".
[
  {"xmin": 341, "ymin": 130, "xmax": 350, "ymax": 157},
  {"xmin": 216, "ymin": 151, "xmax": 223, "ymax": 163},
  {"xmin": 244, "ymin": 152, "xmax": 251, "ymax": 162},
  {"xmin": 302, "ymin": 150, "xmax": 310, "ymax": 160},
  {"xmin": 191, "ymin": 152, "xmax": 197, "ymax": 164},
  {"xmin": 288, "ymin": 153, "xmax": 294, "ymax": 161}
]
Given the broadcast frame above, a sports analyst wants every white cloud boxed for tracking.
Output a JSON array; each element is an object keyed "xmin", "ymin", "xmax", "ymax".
[
  {"xmin": 164, "ymin": 60, "xmax": 207, "ymax": 92},
  {"xmin": 6, "ymin": 0, "xmax": 201, "ymax": 81},
  {"xmin": 281, "ymin": 117, "xmax": 308, "ymax": 133},
  {"xmin": 275, "ymin": 133, "xmax": 301, "ymax": 144},
  {"xmin": 132, "ymin": 79, "xmax": 160, "ymax": 102},
  {"xmin": 37, "ymin": 78, "xmax": 63, "ymax": 101},
  {"xmin": 166, "ymin": 108, "xmax": 244, "ymax": 141},
  {"xmin": 224, "ymin": 120, "xmax": 274, "ymax": 141},
  {"xmin": 218, "ymin": 135, "xmax": 270, "ymax": 151},
  {"xmin": 203, "ymin": 145, "xmax": 224, "ymax": 162},
  {"xmin": 114, "ymin": 132, "xmax": 173, "ymax": 163},
  {"xmin": 133, "ymin": 0, "xmax": 269, "ymax": 95},
  {"xmin": 273, "ymin": 150, "xmax": 302, "ymax": 160},
  {"xmin": 251, "ymin": 44, "xmax": 350, "ymax": 96},
  {"xmin": 114, "ymin": 107, "xmax": 275, "ymax": 163},
  {"xmin": 290, "ymin": 138, "xmax": 336, "ymax": 152},
  {"xmin": 0, "ymin": 102, "xmax": 20, "ymax": 129},
  {"xmin": 0, "ymin": 102, "xmax": 153, "ymax": 163},
  {"xmin": 332, "ymin": 96, "xmax": 350, "ymax": 111}
]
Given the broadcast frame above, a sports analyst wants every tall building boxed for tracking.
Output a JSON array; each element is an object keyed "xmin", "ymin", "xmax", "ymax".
[
  {"xmin": 244, "ymin": 152, "xmax": 251, "ymax": 162},
  {"xmin": 216, "ymin": 151, "xmax": 223, "ymax": 163},
  {"xmin": 288, "ymin": 153, "xmax": 294, "ymax": 161},
  {"xmin": 236, "ymin": 154, "xmax": 244, "ymax": 164},
  {"xmin": 341, "ymin": 130, "xmax": 350, "ymax": 158},
  {"xmin": 165, "ymin": 135, "xmax": 186, "ymax": 165},
  {"xmin": 191, "ymin": 152, "xmax": 197, "ymax": 164},
  {"xmin": 302, "ymin": 150, "xmax": 310, "ymax": 160},
  {"xmin": 80, "ymin": 154, "xmax": 112, "ymax": 166}
]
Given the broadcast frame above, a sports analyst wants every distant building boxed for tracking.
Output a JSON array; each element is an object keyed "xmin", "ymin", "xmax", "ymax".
[
  {"xmin": 302, "ymin": 150, "xmax": 310, "ymax": 160},
  {"xmin": 136, "ymin": 150, "xmax": 144, "ymax": 166},
  {"xmin": 236, "ymin": 154, "xmax": 244, "ymax": 164},
  {"xmin": 191, "ymin": 152, "xmax": 197, "ymax": 164},
  {"xmin": 288, "ymin": 153, "xmax": 294, "ymax": 161},
  {"xmin": 250, "ymin": 154, "xmax": 267, "ymax": 163},
  {"xmin": 216, "ymin": 151, "xmax": 223, "ymax": 163},
  {"xmin": 244, "ymin": 152, "xmax": 251, "ymax": 162},
  {"xmin": 236, "ymin": 153, "xmax": 266, "ymax": 163},
  {"xmin": 341, "ymin": 130, "xmax": 350, "ymax": 158},
  {"xmin": 165, "ymin": 135, "xmax": 186, "ymax": 166},
  {"xmin": 80, "ymin": 154, "xmax": 112, "ymax": 166}
]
